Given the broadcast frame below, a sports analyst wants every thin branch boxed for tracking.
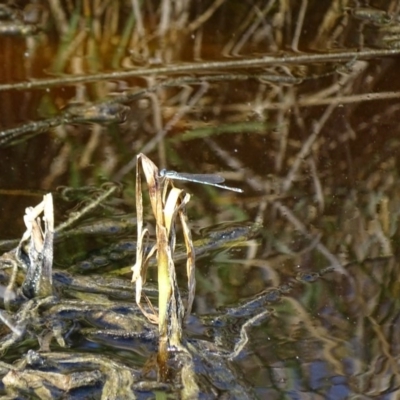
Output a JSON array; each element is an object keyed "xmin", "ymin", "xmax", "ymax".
[{"xmin": 1, "ymin": 49, "xmax": 400, "ymax": 92}]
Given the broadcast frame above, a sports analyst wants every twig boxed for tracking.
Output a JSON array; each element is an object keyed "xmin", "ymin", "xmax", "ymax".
[
  {"xmin": 55, "ymin": 185, "xmax": 118, "ymax": 234},
  {"xmin": 114, "ymin": 83, "xmax": 209, "ymax": 180},
  {"xmin": 273, "ymin": 201, "xmax": 347, "ymax": 275},
  {"xmin": 187, "ymin": 0, "xmax": 226, "ymax": 33},
  {"xmin": 291, "ymin": 0, "xmax": 308, "ymax": 51},
  {"xmin": 1, "ymin": 49, "xmax": 400, "ymax": 92},
  {"xmin": 281, "ymin": 102, "xmax": 336, "ymax": 193}
]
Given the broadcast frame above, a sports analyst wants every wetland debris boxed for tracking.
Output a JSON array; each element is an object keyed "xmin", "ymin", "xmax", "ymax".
[
  {"xmin": 0, "ymin": 102, "xmax": 130, "ymax": 148},
  {"xmin": 17, "ymin": 194, "xmax": 54, "ymax": 299},
  {"xmin": 2, "ymin": 350, "xmax": 172, "ymax": 399},
  {"xmin": 0, "ymin": 183, "xmax": 340, "ymax": 398}
]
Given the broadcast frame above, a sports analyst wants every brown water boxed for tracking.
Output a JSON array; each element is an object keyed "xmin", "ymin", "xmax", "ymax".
[{"xmin": 1, "ymin": 1, "xmax": 400, "ymax": 399}]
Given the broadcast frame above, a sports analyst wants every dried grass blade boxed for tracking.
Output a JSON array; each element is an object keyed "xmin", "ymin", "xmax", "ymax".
[
  {"xmin": 159, "ymin": 188, "xmax": 186, "ymax": 347},
  {"xmin": 140, "ymin": 155, "xmax": 163, "ymax": 219},
  {"xmin": 164, "ymin": 187, "xmax": 185, "ymax": 238},
  {"xmin": 141, "ymin": 157, "xmax": 171, "ymax": 336},
  {"xmin": 179, "ymin": 196, "xmax": 196, "ymax": 317},
  {"xmin": 131, "ymin": 154, "xmax": 144, "ymax": 284},
  {"xmin": 132, "ymin": 228, "xmax": 158, "ymax": 324},
  {"xmin": 40, "ymin": 193, "xmax": 54, "ymax": 297},
  {"xmin": 20, "ymin": 201, "xmax": 45, "ymax": 244},
  {"xmin": 132, "ymin": 154, "xmax": 159, "ymax": 324},
  {"xmin": 156, "ymin": 224, "xmax": 172, "ymax": 334},
  {"xmin": 164, "ymin": 189, "xmax": 195, "ymax": 318}
]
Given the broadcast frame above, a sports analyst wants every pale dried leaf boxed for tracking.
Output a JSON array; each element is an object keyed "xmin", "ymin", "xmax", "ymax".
[{"xmin": 179, "ymin": 194, "xmax": 196, "ymax": 317}]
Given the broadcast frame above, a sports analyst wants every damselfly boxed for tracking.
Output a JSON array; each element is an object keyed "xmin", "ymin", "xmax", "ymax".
[{"xmin": 159, "ymin": 169, "xmax": 243, "ymax": 193}]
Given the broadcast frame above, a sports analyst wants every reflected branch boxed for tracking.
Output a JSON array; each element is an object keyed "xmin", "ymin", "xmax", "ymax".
[{"xmin": 1, "ymin": 48, "xmax": 400, "ymax": 92}]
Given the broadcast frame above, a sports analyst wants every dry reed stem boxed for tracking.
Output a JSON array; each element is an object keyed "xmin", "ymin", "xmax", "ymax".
[
  {"xmin": 132, "ymin": 153, "xmax": 196, "ymax": 378},
  {"xmin": 131, "ymin": 155, "xmax": 159, "ymax": 324}
]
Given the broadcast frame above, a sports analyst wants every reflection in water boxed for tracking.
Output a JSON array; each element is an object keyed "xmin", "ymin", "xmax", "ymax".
[
  {"xmin": 1, "ymin": 0, "xmax": 400, "ymax": 398},
  {"xmin": 240, "ymin": 257, "xmax": 400, "ymax": 398}
]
